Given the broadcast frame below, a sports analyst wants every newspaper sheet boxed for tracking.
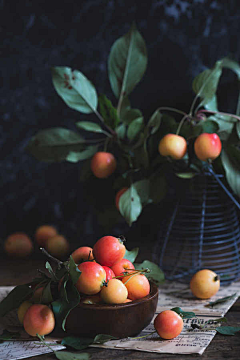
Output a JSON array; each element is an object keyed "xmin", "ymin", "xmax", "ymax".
[{"xmin": 0, "ymin": 281, "xmax": 239, "ymax": 359}]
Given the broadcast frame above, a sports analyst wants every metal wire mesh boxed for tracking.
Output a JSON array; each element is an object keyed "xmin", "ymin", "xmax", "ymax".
[{"xmin": 152, "ymin": 172, "xmax": 240, "ymax": 284}]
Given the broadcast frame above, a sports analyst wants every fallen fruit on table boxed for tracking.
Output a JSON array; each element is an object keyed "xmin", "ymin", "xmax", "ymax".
[
  {"xmin": 23, "ymin": 304, "xmax": 55, "ymax": 336},
  {"xmin": 4, "ymin": 232, "xmax": 33, "ymax": 258},
  {"xmin": 154, "ymin": 310, "xmax": 183, "ymax": 339},
  {"xmin": 35, "ymin": 224, "xmax": 58, "ymax": 247},
  {"xmin": 190, "ymin": 269, "xmax": 220, "ymax": 299},
  {"xmin": 46, "ymin": 234, "xmax": 69, "ymax": 258}
]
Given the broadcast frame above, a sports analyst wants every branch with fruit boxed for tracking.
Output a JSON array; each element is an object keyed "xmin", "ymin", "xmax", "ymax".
[{"xmin": 26, "ymin": 23, "xmax": 240, "ymax": 227}]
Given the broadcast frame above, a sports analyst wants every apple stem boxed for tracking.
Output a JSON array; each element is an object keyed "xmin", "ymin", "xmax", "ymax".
[
  {"xmin": 176, "ymin": 114, "xmax": 190, "ymax": 135},
  {"xmin": 40, "ymin": 248, "xmax": 63, "ymax": 267}
]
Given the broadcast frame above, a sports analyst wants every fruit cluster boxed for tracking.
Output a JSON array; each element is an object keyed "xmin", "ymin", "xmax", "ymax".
[
  {"xmin": 17, "ymin": 235, "xmax": 151, "ymax": 338},
  {"xmin": 73, "ymin": 235, "xmax": 150, "ymax": 304},
  {"xmin": 4, "ymin": 225, "xmax": 69, "ymax": 259}
]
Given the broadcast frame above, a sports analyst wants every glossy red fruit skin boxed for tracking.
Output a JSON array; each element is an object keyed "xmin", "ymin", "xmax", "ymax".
[
  {"xmin": 76, "ymin": 261, "xmax": 106, "ymax": 295},
  {"xmin": 102, "ymin": 266, "xmax": 116, "ymax": 281},
  {"xmin": 93, "ymin": 235, "xmax": 126, "ymax": 267},
  {"xmin": 111, "ymin": 259, "xmax": 135, "ymax": 280},
  {"xmin": 90, "ymin": 152, "xmax": 117, "ymax": 178},
  {"xmin": 154, "ymin": 310, "xmax": 183, "ymax": 340},
  {"xmin": 194, "ymin": 133, "xmax": 222, "ymax": 161}
]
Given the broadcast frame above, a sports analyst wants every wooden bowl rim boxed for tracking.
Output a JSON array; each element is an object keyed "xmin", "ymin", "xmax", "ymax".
[{"xmin": 77, "ymin": 282, "xmax": 159, "ymax": 310}]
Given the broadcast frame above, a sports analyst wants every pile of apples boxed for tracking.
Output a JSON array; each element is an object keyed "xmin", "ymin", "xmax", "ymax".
[{"xmin": 18, "ymin": 235, "xmax": 151, "ymax": 338}]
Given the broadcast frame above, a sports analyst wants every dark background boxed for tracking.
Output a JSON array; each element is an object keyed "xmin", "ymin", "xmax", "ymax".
[{"xmin": 1, "ymin": 0, "xmax": 240, "ymax": 252}]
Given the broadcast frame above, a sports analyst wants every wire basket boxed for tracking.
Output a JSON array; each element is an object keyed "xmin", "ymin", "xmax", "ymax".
[{"xmin": 152, "ymin": 171, "xmax": 240, "ymax": 284}]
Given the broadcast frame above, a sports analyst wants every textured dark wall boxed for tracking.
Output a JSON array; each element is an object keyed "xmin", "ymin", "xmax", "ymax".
[{"xmin": 1, "ymin": 0, "xmax": 240, "ymax": 247}]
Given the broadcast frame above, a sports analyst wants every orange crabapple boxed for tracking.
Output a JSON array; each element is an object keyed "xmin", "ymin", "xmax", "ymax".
[
  {"xmin": 71, "ymin": 246, "xmax": 94, "ymax": 264},
  {"xmin": 90, "ymin": 151, "xmax": 117, "ymax": 179},
  {"xmin": 23, "ymin": 304, "xmax": 55, "ymax": 337},
  {"xmin": 100, "ymin": 278, "xmax": 128, "ymax": 304},
  {"xmin": 102, "ymin": 266, "xmax": 115, "ymax": 281},
  {"xmin": 111, "ymin": 258, "xmax": 135, "ymax": 280},
  {"xmin": 122, "ymin": 273, "xmax": 150, "ymax": 300}
]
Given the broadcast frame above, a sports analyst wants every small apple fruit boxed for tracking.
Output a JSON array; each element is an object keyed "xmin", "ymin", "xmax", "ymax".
[
  {"xmin": 23, "ymin": 304, "xmax": 55, "ymax": 336},
  {"xmin": 46, "ymin": 234, "xmax": 69, "ymax": 259},
  {"xmin": 35, "ymin": 225, "xmax": 58, "ymax": 247},
  {"xmin": 194, "ymin": 133, "xmax": 222, "ymax": 161},
  {"xmin": 93, "ymin": 235, "xmax": 126, "ymax": 267},
  {"xmin": 190, "ymin": 269, "xmax": 220, "ymax": 299},
  {"xmin": 91, "ymin": 151, "xmax": 117, "ymax": 178},
  {"xmin": 158, "ymin": 134, "xmax": 187, "ymax": 160},
  {"xmin": 154, "ymin": 310, "xmax": 183, "ymax": 339},
  {"xmin": 111, "ymin": 259, "xmax": 135, "ymax": 280},
  {"xmin": 76, "ymin": 261, "xmax": 106, "ymax": 295},
  {"xmin": 71, "ymin": 246, "xmax": 94, "ymax": 264},
  {"xmin": 4, "ymin": 232, "xmax": 33, "ymax": 258}
]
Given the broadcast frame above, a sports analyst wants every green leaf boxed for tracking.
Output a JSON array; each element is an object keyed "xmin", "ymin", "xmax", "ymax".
[
  {"xmin": 134, "ymin": 179, "xmax": 151, "ymax": 206},
  {"xmin": 221, "ymin": 57, "xmax": 240, "ymax": 79},
  {"xmin": 41, "ymin": 282, "xmax": 53, "ymax": 304},
  {"xmin": 221, "ymin": 146, "xmax": 240, "ymax": 197},
  {"xmin": 76, "ymin": 121, "xmax": 104, "ymax": 133},
  {"xmin": 147, "ymin": 109, "xmax": 162, "ymax": 135},
  {"xmin": 118, "ymin": 184, "xmax": 142, "ymax": 226},
  {"xmin": 69, "ymin": 256, "xmax": 81, "ymax": 285},
  {"xmin": 61, "ymin": 336, "xmax": 94, "ymax": 350},
  {"xmin": 55, "ymin": 351, "xmax": 90, "ymax": 360},
  {"xmin": 216, "ymin": 326, "xmax": 240, "ymax": 336},
  {"xmin": 52, "ymin": 280, "xmax": 80, "ymax": 331},
  {"xmin": 98, "ymin": 94, "xmax": 120, "ymax": 129},
  {"xmin": 134, "ymin": 260, "xmax": 164, "ymax": 285},
  {"xmin": 201, "ymin": 119, "xmax": 219, "ymax": 133},
  {"xmin": 66, "ymin": 145, "xmax": 98, "ymax": 163},
  {"xmin": 207, "ymin": 115, "xmax": 236, "ymax": 140},
  {"xmin": 0, "ymin": 330, "xmax": 20, "ymax": 341},
  {"xmin": 127, "ymin": 117, "xmax": 144, "ymax": 141},
  {"xmin": 93, "ymin": 334, "xmax": 117, "ymax": 343},
  {"xmin": 206, "ymin": 293, "xmax": 237, "ymax": 307},
  {"xmin": 121, "ymin": 108, "xmax": 143, "ymax": 125},
  {"xmin": 26, "ymin": 128, "xmax": 87, "ymax": 163},
  {"xmin": 124, "ymin": 247, "xmax": 139, "ymax": 263},
  {"xmin": 108, "ymin": 22, "xmax": 147, "ymax": 99},
  {"xmin": 171, "ymin": 307, "xmax": 196, "ymax": 319},
  {"xmin": 0, "ymin": 285, "xmax": 32, "ymax": 317},
  {"xmin": 192, "ymin": 60, "xmax": 223, "ymax": 107},
  {"xmin": 51, "ymin": 67, "xmax": 97, "ymax": 114},
  {"xmin": 46, "ymin": 262, "xmax": 58, "ymax": 281},
  {"xmin": 176, "ymin": 172, "xmax": 196, "ymax": 179},
  {"xmin": 116, "ymin": 124, "xmax": 126, "ymax": 139}
]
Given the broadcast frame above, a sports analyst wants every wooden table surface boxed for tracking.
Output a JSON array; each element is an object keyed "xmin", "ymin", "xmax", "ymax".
[{"xmin": 1, "ymin": 256, "xmax": 240, "ymax": 360}]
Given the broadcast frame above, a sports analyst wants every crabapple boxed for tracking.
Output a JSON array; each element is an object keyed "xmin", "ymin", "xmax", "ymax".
[
  {"xmin": 122, "ymin": 274, "xmax": 150, "ymax": 300},
  {"xmin": 23, "ymin": 304, "xmax": 55, "ymax": 336},
  {"xmin": 17, "ymin": 301, "xmax": 32, "ymax": 324},
  {"xmin": 100, "ymin": 279, "xmax": 128, "ymax": 304},
  {"xmin": 71, "ymin": 246, "xmax": 94, "ymax": 264},
  {"xmin": 35, "ymin": 225, "xmax": 58, "ymax": 247},
  {"xmin": 102, "ymin": 266, "xmax": 115, "ymax": 281},
  {"xmin": 111, "ymin": 259, "xmax": 135, "ymax": 280},
  {"xmin": 115, "ymin": 187, "xmax": 128, "ymax": 210},
  {"xmin": 190, "ymin": 269, "xmax": 220, "ymax": 299},
  {"xmin": 154, "ymin": 310, "xmax": 183, "ymax": 339},
  {"xmin": 46, "ymin": 234, "xmax": 69, "ymax": 258},
  {"xmin": 91, "ymin": 151, "xmax": 117, "ymax": 178},
  {"xmin": 158, "ymin": 134, "xmax": 187, "ymax": 160},
  {"xmin": 4, "ymin": 232, "xmax": 33, "ymax": 258},
  {"xmin": 76, "ymin": 261, "xmax": 106, "ymax": 295},
  {"xmin": 93, "ymin": 235, "xmax": 126, "ymax": 267},
  {"xmin": 194, "ymin": 133, "xmax": 222, "ymax": 161}
]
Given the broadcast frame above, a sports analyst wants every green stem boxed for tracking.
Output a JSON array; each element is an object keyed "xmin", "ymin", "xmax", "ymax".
[
  {"xmin": 156, "ymin": 107, "xmax": 187, "ymax": 117},
  {"xmin": 94, "ymin": 109, "xmax": 116, "ymax": 136},
  {"xmin": 197, "ymin": 109, "xmax": 240, "ymax": 122},
  {"xmin": 40, "ymin": 248, "xmax": 63, "ymax": 267},
  {"xmin": 37, "ymin": 334, "xmax": 57, "ymax": 355},
  {"xmin": 176, "ymin": 114, "xmax": 190, "ymax": 135}
]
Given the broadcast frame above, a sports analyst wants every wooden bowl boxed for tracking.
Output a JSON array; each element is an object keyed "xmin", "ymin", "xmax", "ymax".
[{"xmin": 65, "ymin": 282, "xmax": 159, "ymax": 338}]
